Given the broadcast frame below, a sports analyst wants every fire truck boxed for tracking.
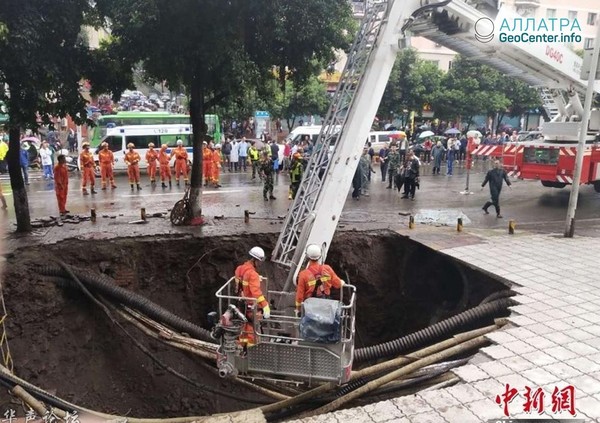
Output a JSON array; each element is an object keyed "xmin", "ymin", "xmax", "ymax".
[{"xmin": 212, "ymin": 0, "xmax": 600, "ymax": 383}]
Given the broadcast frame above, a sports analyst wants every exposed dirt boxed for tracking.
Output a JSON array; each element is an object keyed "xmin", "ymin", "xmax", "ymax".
[{"xmin": 0, "ymin": 230, "xmax": 508, "ymax": 418}]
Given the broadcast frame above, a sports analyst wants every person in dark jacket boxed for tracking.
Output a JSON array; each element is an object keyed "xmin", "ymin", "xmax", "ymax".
[
  {"xmin": 20, "ymin": 143, "xmax": 30, "ymax": 185},
  {"xmin": 481, "ymin": 160, "xmax": 512, "ymax": 218},
  {"xmin": 351, "ymin": 161, "xmax": 362, "ymax": 200},
  {"xmin": 401, "ymin": 150, "xmax": 420, "ymax": 200},
  {"xmin": 378, "ymin": 143, "xmax": 389, "ymax": 182}
]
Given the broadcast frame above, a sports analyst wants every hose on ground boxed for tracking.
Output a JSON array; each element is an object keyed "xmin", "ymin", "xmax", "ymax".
[
  {"xmin": 55, "ymin": 261, "xmax": 270, "ymax": 406},
  {"xmin": 353, "ymin": 297, "xmax": 514, "ymax": 363},
  {"xmin": 38, "ymin": 264, "xmax": 216, "ymax": 343},
  {"xmin": 479, "ymin": 289, "xmax": 517, "ymax": 305}
]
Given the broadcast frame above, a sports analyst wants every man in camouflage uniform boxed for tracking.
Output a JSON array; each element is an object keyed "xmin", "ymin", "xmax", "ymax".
[
  {"xmin": 386, "ymin": 144, "xmax": 401, "ymax": 189},
  {"xmin": 259, "ymin": 151, "xmax": 276, "ymax": 201}
]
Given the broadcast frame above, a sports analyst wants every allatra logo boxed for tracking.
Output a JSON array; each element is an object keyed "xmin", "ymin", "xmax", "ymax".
[{"xmin": 475, "ymin": 17, "xmax": 494, "ymax": 43}]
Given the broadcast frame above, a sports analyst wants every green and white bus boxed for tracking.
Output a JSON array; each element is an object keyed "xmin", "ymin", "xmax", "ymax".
[{"xmin": 89, "ymin": 111, "xmax": 221, "ymax": 147}]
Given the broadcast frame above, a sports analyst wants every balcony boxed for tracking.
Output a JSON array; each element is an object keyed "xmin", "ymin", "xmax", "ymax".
[{"xmin": 514, "ymin": 0, "xmax": 540, "ymax": 7}]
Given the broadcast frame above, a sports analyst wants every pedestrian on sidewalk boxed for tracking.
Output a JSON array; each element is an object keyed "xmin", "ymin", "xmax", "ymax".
[
  {"xmin": 124, "ymin": 143, "xmax": 142, "ymax": 191},
  {"xmin": 40, "ymin": 142, "xmax": 54, "ymax": 179},
  {"xmin": 54, "ymin": 154, "xmax": 69, "ymax": 214},
  {"xmin": 20, "ymin": 142, "xmax": 30, "ymax": 185},
  {"xmin": 431, "ymin": 141, "xmax": 445, "ymax": 175},
  {"xmin": 79, "ymin": 142, "xmax": 96, "ymax": 195},
  {"xmin": 159, "ymin": 144, "xmax": 172, "ymax": 188},
  {"xmin": 481, "ymin": 160, "xmax": 511, "ymax": 218}
]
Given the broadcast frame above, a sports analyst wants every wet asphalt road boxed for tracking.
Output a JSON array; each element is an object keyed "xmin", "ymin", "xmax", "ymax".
[{"xmin": 3, "ymin": 159, "xmax": 600, "ymax": 235}]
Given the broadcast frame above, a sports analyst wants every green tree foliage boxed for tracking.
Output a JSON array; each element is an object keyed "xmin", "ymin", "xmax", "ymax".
[
  {"xmin": 378, "ymin": 48, "xmax": 443, "ymax": 121},
  {"xmin": 0, "ymin": 0, "xmax": 98, "ymax": 232},
  {"xmin": 270, "ymin": 76, "xmax": 330, "ymax": 130},
  {"xmin": 96, "ymin": 0, "xmax": 355, "ymax": 217}
]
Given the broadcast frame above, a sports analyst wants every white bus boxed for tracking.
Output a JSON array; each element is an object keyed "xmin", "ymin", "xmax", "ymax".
[{"xmin": 96, "ymin": 124, "xmax": 193, "ymax": 171}]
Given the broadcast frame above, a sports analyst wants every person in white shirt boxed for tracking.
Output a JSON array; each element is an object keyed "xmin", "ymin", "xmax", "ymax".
[{"xmin": 39, "ymin": 142, "xmax": 54, "ymax": 179}]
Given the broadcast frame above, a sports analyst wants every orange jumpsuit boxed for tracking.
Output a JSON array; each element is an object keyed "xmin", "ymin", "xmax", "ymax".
[
  {"xmin": 203, "ymin": 146, "xmax": 213, "ymax": 184},
  {"xmin": 234, "ymin": 260, "xmax": 268, "ymax": 346},
  {"xmin": 159, "ymin": 148, "xmax": 172, "ymax": 182},
  {"xmin": 53, "ymin": 163, "xmax": 69, "ymax": 213},
  {"xmin": 124, "ymin": 151, "xmax": 141, "ymax": 184},
  {"xmin": 98, "ymin": 149, "xmax": 116, "ymax": 189},
  {"xmin": 295, "ymin": 262, "xmax": 343, "ymax": 310},
  {"xmin": 170, "ymin": 147, "xmax": 189, "ymax": 183},
  {"xmin": 79, "ymin": 150, "xmax": 95, "ymax": 190},
  {"xmin": 145, "ymin": 149, "xmax": 159, "ymax": 182},
  {"xmin": 211, "ymin": 149, "xmax": 222, "ymax": 186}
]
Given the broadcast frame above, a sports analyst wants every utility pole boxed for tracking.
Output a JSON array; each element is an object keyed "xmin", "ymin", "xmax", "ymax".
[{"xmin": 564, "ymin": 23, "xmax": 600, "ymax": 237}]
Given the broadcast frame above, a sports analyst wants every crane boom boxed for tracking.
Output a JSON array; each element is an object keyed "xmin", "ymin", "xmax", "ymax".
[{"xmin": 272, "ymin": 0, "xmax": 600, "ymax": 289}]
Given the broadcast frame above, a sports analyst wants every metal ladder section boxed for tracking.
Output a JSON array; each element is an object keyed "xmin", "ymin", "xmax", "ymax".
[
  {"xmin": 0, "ymin": 276, "xmax": 13, "ymax": 372},
  {"xmin": 271, "ymin": 0, "xmax": 389, "ymax": 272},
  {"xmin": 539, "ymin": 88, "xmax": 561, "ymax": 122}
]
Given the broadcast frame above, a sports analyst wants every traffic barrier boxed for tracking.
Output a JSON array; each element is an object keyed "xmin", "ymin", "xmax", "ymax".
[
  {"xmin": 508, "ymin": 220, "xmax": 516, "ymax": 235},
  {"xmin": 457, "ymin": 218, "xmax": 463, "ymax": 232},
  {"xmin": 141, "ymin": 207, "xmax": 146, "ymax": 221},
  {"xmin": 408, "ymin": 215, "xmax": 415, "ymax": 229},
  {"xmin": 90, "ymin": 208, "xmax": 96, "ymax": 223}
]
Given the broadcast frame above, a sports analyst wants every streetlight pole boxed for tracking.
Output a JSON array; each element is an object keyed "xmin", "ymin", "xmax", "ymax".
[{"xmin": 564, "ymin": 23, "xmax": 600, "ymax": 237}]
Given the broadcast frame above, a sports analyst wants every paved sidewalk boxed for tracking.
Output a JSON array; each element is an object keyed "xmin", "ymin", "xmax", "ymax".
[{"xmin": 289, "ymin": 232, "xmax": 600, "ymax": 423}]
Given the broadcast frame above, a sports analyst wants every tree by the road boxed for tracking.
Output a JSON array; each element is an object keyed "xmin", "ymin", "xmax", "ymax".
[
  {"xmin": 0, "ymin": 0, "xmax": 96, "ymax": 232},
  {"xmin": 496, "ymin": 78, "xmax": 540, "ymax": 132},
  {"xmin": 96, "ymin": 0, "xmax": 355, "ymax": 219},
  {"xmin": 378, "ymin": 48, "xmax": 444, "ymax": 122}
]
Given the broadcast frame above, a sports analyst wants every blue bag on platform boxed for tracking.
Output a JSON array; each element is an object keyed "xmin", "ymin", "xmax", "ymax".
[{"xmin": 300, "ymin": 298, "xmax": 341, "ymax": 343}]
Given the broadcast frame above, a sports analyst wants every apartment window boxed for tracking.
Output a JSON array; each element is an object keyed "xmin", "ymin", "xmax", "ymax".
[
  {"xmin": 585, "ymin": 38, "xmax": 594, "ymax": 49},
  {"xmin": 588, "ymin": 12, "xmax": 597, "ymax": 26},
  {"xmin": 546, "ymin": 9, "xmax": 556, "ymax": 18},
  {"xmin": 568, "ymin": 10, "xmax": 577, "ymax": 20}
]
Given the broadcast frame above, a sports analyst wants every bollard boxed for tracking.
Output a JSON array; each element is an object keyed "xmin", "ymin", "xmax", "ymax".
[
  {"xmin": 408, "ymin": 215, "xmax": 415, "ymax": 229},
  {"xmin": 508, "ymin": 220, "xmax": 516, "ymax": 235},
  {"xmin": 457, "ymin": 217, "xmax": 463, "ymax": 232},
  {"xmin": 141, "ymin": 207, "xmax": 146, "ymax": 221},
  {"xmin": 90, "ymin": 208, "xmax": 96, "ymax": 223},
  {"xmin": 244, "ymin": 210, "xmax": 250, "ymax": 223}
]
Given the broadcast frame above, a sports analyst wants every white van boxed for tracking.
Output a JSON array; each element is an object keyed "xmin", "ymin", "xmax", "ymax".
[
  {"xmin": 366, "ymin": 131, "xmax": 398, "ymax": 153},
  {"xmin": 286, "ymin": 125, "xmax": 342, "ymax": 145},
  {"xmin": 97, "ymin": 124, "xmax": 193, "ymax": 171}
]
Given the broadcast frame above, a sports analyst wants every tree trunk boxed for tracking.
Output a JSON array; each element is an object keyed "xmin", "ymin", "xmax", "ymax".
[
  {"xmin": 7, "ymin": 126, "xmax": 31, "ymax": 233},
  {"xmin": 188, "ymin": 76, "xmax": 206, "ymax": 218}
]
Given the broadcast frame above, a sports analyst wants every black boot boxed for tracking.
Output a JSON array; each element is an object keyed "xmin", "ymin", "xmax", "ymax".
[
  {"xmin": 162, "ymin": 182, "xmax": 167, "ymax": 188},
  {"xmin": 130, "ymin": 184, "xmax": 134, "ymax": 191},
  {"xmin": 169, "ymin": 181, "xmax": 172, "ymax": 188},
  {"xmin": 137, "ymin": 184, "xmax": 142, "ymax": 191}
]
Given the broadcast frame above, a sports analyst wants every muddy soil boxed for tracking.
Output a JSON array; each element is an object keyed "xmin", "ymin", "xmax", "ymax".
[{"xmin": 1, "ymin": 230, "xmax": 507, "ymax": 418}]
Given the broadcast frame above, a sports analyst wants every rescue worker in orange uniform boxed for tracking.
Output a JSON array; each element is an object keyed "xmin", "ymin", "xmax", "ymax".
[
  {"xmin": 158, "ymin": 144, "xmax": 172, "ymax": 188},
  {"xmin": 295, "ymin": 244, "xmax": 345, "ymax": 316},
  {"xmin": 79, "ymin": 142, "xmax": 97, "ymax": 195},
  {"xmin": 202, "ymin": 141, "xmax": 213, "ymax": 186},
  {"xmin": 53, "ymin": 154, "xmax": 69, "ymax": 215},
  {"xmin": 170, "ymin": 139, "xmax": 189, "ymax": 186},
  {"xmin": 234, "ymin": 246, "xmax": 270, "ymax": 347},
  {"xmin": 211, "ymin": 144, "xmax": 222, "ymax": 188},
  {"xmin": 124, "ymin": 143, "xmax": 142, "ymax": 191},
  {"xmin": 98, "ymin": 142, "xmax": 117, "ymax": 190},
  {"xmin": 145, "ymin": 142, "xmax": 159, "ymax": 185}
]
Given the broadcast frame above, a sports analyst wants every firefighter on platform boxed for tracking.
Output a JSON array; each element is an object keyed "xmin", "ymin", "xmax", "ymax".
[
  {"xmin": 124, "ymin": 143, "xmax": 142, "ymax": 191},
  {"xmin": 146, "ymin": 142, "xmax": 159, "ymax": 185},
  {"xmin": 234, "ymin": 246, "xmax": 270, "ymax": 347},
  {"xmin": 211, "ymin": 144, "xmax": 222, "ymax": 188},
  {"xmin": 98, "ymin": 141, "xmax": 117, "ymax": 190},
  {"xmin": 203, "ymin": 141, "xmax": 213, "ymax": 186},
  {"xmin": 79, "ymin": 142, "xmax": 97, "ymax": 195},
  {"xmin": 159, "ymin": 144, "xmax": 172, "ymax": 188},
  {"xmin": 295, "ymin": 244, "xmax": 345, "ymax": 316},
  {"xmin": 171, "ymin": 139, "xmax": 189, "ymax": 186},
  {"xmin": 54, "ymin": 154, "xmax": 69, "ymax": 215}
]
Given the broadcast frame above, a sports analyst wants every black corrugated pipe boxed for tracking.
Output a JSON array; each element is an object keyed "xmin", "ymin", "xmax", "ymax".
[
  {"xmin": 353, "ymin": 297, "xmax": 515, "ymax": 363},
  {"xmin": 38, "ymin": 265, "xmax": 216, "ymax": 344}
]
